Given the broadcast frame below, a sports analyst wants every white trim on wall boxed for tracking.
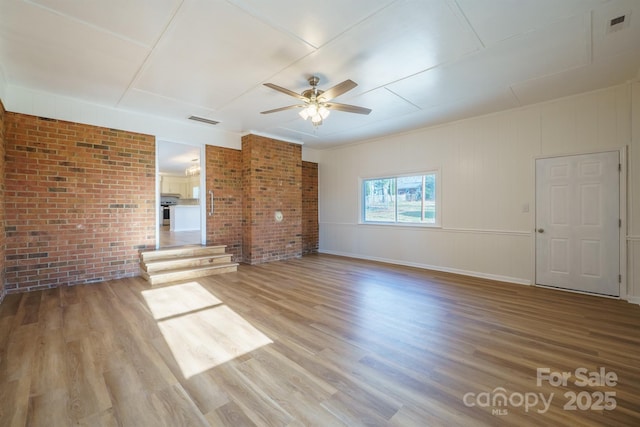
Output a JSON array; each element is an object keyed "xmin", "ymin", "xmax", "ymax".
[
  {"xmin": 627, "ymin": 295, "xmax": 640, "ymax": 305},
  {"xmin": 318, "ymin": 248, "xmax": 531, "ymax": 286},
  {"xmin": 319, "ymin": 83, "xmax": 636, "ymax": 300},
  {"xmin": 620, "ymin": 146, "xmax": 629, "ymax": 301},
  {"xmin": 319, "ymin": 221, "xmax": 533, "ymax": 285},
  {"xmin": 324, "ymin": 222, "xmax": 531, "ymax": 237}
]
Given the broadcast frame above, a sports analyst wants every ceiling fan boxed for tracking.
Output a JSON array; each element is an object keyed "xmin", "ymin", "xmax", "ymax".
[{"xmin": 261, "ymin": 76, "xmax": 371, "ymax": 126}]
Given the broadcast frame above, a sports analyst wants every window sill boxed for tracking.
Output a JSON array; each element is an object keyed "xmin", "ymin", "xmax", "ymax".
[{"xmin": 359, "ymin": 221, "xmax": 442, "ymax": 229}]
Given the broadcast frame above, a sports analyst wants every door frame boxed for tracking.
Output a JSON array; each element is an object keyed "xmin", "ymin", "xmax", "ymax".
[
  {"xmin": 532, "ymin": 147, "xmax": 627, "ymax": 299},
  {"xmin": 155, "ymin": 139, "xmax": 207, "ymax": 249}
]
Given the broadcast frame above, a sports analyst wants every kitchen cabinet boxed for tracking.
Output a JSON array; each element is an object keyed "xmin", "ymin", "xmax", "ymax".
[
  {"xmin": 161, "ymin": 175, "xmax": 189, "ymax": 198},
  {"xmin": 161, "ymin": 175, "xmax": 201, "ymax": 199},
  {"xmin": 170, "ymin": 205, "xmax": 200, "ymax": 231}
]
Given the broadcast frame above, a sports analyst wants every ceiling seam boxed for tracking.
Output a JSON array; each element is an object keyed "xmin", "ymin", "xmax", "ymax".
[
  {"xmin": 192, "ymin": 0, "xmax": 320, "ymax": 114},
  {"xmin": 129, "ymin": 87, "xmax": 218, "ymax": 115},
  {"xmin": 224, "ymin": 0, "xmax": 317, "ymax": 50},
  {"xmin": 115, "ymin": 0, "xmax": 186, "ymax": 108},
  {"xmin": 508, "ymin": 86, "xmax": 522, "ymax": 107},
  {"xmin": 226, "ymin": 0, "xmax": 400, "ymax": 51},
  {"xmin": 383, "ymin": 88, "xmax": 422, "ymax": 110},
  {"xmin": 215, "ymin": 0, "xmax": 402, "ymax": 112},
  {"xmin": 21, "ymin": 0, "xmax": 150, "ymax": 48},
  {"xmin": 450, "ymin": 0, "xmax": 485, "ymax": 49}
]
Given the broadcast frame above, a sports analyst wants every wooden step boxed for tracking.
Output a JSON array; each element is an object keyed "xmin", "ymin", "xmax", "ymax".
[
  {"xmin": 140, "ymin": 245, "xmax": 227, "ymax": 263},
  {"xmin": 142, "ymin": 253, "xmax": 233, "ymax": 273},
  {"xmin": 141, "ymin": 263, "xmax": 239, "ymax": 286},
  {"xmin": 139, "ymin": 245, "xmax": 237, "ymax": 286}
]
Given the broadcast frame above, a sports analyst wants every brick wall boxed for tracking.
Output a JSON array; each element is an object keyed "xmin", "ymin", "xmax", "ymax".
[
  {"xmin": 0, "ymin": 101, "xmax": 5, "ymax": 302},
  {"xmin": 302, "ymin": 161, "xmax": 318, "ymax": 255},
  {"xmin": 241, "ymin": 134, "xmax": 302, "ymax": 264},
  {"xmin": 205, "ymin": 145, "xmax": 242, "ymax": 261},
  {"xmin": 4, "ymin": 113, "xmax": 155, "ymax": 292},
  {"xmin": 0, "ymin": 113, "xmax": 317, "ymax": 296}
]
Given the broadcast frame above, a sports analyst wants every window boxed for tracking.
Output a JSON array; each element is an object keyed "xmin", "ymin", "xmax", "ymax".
[{"xmin": 362, "ymin": 172, "xmax": 438, "ymax": 225}]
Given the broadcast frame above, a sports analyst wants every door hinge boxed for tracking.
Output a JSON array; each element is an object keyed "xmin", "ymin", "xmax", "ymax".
[
  {"xmin": 619, "ymin": 219, "xmax": 622, "ymax": 228},
  {"xmin": 619, "ymin": 274, "xmax": 622, "ymax": 283},
  {"xmin": 619, "ymin": 163, "xmax": 622, "ymax": 172}
]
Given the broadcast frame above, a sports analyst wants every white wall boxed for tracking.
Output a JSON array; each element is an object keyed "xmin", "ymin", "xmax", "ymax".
[
  {"xmin": 629, "ymin": 82, "xmax": 640, "ymax": 303},
  {"xmin": 301, "ymin": 146, "xmax": 322, "ymax": 163},
  {"xmin": 2, "ymin": 84, "xmax": 325, "ymax": 162},
  {"xmin": 2, "ymin": 79, "xmax": 637, "ymax": 300},
  {"xmin": 0, "ymin": 68, "xmax": 6, "ymax": 104},
  {"xmin": 318, "ymin": 83, "xmax": 637, "ymax": 300},
  {"xmin": 3, "ymin": 85, "xmax": 242, "ymax": 149}
]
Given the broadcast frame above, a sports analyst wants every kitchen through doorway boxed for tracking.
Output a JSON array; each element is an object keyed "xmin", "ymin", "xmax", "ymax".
[{"xmin": 157, "ymin": 140, "xmax": 205, "ymax": 248}]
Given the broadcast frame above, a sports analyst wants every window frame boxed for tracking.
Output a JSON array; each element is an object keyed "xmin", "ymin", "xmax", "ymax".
[{"xmin": 359, "ymin": 170, "xmax": 441, "ymax": 227}]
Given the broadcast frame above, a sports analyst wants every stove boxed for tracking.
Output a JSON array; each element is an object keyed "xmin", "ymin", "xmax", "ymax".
[
  {"xmin": 160, "ymin": 195, "xmax": 180, "ymax": 225},
  {"xmin": 160, "ymin": 194, "xmax": 180, "ymax": 206}
]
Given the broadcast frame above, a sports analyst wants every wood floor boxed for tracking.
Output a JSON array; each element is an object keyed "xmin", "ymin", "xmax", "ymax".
[
  {"xmin": 159, "ymin": 225, "xmax": 201, "ymax": 248},
  {"xmin": 1, "ymin": 254, "xmax": 639, "ymax": 426}
]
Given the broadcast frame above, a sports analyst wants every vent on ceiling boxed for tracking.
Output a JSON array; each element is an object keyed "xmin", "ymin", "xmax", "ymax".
[
  {"xmin": 606, "ymin": 12, "xmax": 630, "ymax": 34},
  {"xmin": 188, "ymin": 115, "xmax": 220, "ymax": 125}
]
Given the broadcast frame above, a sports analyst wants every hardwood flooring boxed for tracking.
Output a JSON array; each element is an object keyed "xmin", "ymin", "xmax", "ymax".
[
  {"xmin": 1, "ymin": 254, "xmax": 639, "ymax": 426},
  {"xmin": 159, "ymin": 225, "xmax": 201, "ymax": 248}
]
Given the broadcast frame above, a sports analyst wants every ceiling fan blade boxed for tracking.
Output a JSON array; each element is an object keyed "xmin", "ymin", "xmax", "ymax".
[
  {"xmin": 318, "ymin": 79, "xmax": 357, "ymax": 102},
  {"xmin": 263, "ymin": 83, "xmax": 307, "ymax": 101},
  {"xmin": 327, "ymin": 102, "xmax": 372, "ymax": 115},
  {"xmin": 260, "ymin": 104, "xmax": 305, "ymax": 114}
]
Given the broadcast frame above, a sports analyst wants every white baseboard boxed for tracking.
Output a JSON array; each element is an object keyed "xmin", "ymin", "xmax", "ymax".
[
  {"xmin": 318, "ymin": 249, "xmax": 531, "ymax": 286},
  {"xmin": 626, "ymin": 295, "xmax": 640, "ymax": 305}
]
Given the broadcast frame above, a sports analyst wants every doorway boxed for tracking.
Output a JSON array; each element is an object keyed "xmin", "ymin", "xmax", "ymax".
[
  {"xmin": 535, "ymin": 151, "xmax": 620, "ymax": 296},
  {"xmin": 157, "ymin": 140, "xmax": 206, "ymax": 248}
]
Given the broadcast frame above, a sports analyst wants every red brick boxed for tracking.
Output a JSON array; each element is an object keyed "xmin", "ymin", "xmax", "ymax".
[
  {"xmin": 241, "ymin": 134, "xmax": 303, "ymax": 264},
  {"xmin": 4, "ymin": 112, "xmax": 155, "ymax": 292},
  {"xmin": 302, "ymin": 161, "xmax": 318, "ymax": 255},
  {"xmin": 205, "ymin": 145, "xmax": 243, "ymax": 261},
  {"xmin": 0, "ymin": 100, "xmax": 5, "ymax": 302},
  {"xmin": 0, "ymin": 112, "xmax": 318, "ymax": 296}
]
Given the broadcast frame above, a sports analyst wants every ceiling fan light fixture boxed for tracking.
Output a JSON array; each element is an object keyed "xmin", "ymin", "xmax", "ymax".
[
  {"xmin": 299, "ymin": 102, "xmax": 329, "ymax": 125},
  {"xmin": 306, "ymin": 103, "xmax": 318, "ymax": 117},
  {"xmin": 318, "ymin": 105, "xmax": 330, "ymax": 120},
  {"xmin": 311, "ymin": 114, "xmax": 323, "ymax": 125},
  {"xmin": 262, "ymin": 76, "xmax": 370, "ymax": 128}
]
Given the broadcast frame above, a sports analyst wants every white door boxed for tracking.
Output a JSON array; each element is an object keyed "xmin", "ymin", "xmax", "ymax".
[{"xmin": 535, "ymin": 151, "xmax": 620, "ymax": 296}]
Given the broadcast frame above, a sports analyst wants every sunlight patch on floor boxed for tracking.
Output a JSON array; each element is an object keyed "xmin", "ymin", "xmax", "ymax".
[
  {"xmin": 142, "ymin": 282, "xmax": 222, "ymax": 319},
  {"xmin": 142, "ymin": 282, "xmax": 273, "ymax": 379}
]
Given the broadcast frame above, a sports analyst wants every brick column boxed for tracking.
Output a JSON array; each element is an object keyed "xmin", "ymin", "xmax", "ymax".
[
  {"xmin": 205, "ymin": 145, "xmax": 243, "ymax": 261},
  {"xmin": 241, "ymin": 134, "xmax": 302, "ymax": 264},
  {"xmin": 0, "ymin": 101, "xmax": 6, "ymax": 301},
  {"xmin": 302, "ymin": 161, "xmax": 318, "ymax": 255}
]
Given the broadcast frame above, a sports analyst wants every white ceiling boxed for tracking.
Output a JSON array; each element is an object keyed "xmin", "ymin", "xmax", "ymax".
[
  {"xmin": 158, "ymin": 140, "xmax": 201, "ymax": 175},
  {"xmin": 1, "ymin": 0, "xmax": 639, "ymax": 151}
]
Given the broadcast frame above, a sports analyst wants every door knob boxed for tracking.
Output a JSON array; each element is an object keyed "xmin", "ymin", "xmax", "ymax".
[{"xmin": 537, "ymin": 228, "xmax": 544, "ymax": 233}]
